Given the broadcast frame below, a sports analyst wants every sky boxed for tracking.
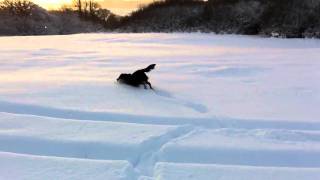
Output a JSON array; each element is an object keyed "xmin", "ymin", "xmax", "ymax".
[{"xmin": 32, "ymin": 0, "xmax": 154, "ymax": 15}]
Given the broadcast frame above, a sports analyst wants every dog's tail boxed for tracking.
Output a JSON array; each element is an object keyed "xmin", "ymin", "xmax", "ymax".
[{"xmin": 142, "ymin": 64, "xmax": 156, "ymax": 73}]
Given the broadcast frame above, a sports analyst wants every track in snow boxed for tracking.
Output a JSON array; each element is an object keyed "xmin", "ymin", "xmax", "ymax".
[{"xmin": 1, "ymin": 109, "xmax": 320, "ymax": 179}]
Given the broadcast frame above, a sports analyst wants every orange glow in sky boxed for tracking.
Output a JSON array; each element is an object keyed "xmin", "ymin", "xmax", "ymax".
[
  {"xmin": 31, "ymin": 0, "xmax": 154, "ymax": 15},
  {"xmin": 32, "ymin": 0, "xmax": 73, "ymax": 9}
]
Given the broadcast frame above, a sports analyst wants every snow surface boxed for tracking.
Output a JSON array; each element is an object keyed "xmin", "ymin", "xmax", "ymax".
[
  {"xmin": 0, "ymin": 33, "xmax": 319, "ymax": 179},
  {"xmin": 0, "ymin": 152, "xmax": 137, "ymax": 180},
  {"xmin": 154, "ymin": 163, "xmax": 320, "ymax": 180}
]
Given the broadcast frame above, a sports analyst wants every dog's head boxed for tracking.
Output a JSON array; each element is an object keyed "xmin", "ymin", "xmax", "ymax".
[{"xmin": 117, "ymin": 73, "xmax": 131, "ymax": 82}]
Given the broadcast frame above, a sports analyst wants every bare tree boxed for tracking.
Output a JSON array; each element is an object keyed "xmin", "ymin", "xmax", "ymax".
[
  {"xmin": 0, "ymin": 0, "xmax": 37, "ymax": 16},
  {"xmin": 0, "ymin": 0, "xmax": 14, "ymax": 11},
  {"xmin": 89, "ymin": 0, "xmax": 100, "ymax": 16},
  {"xmin": 73, "ymin": 0, "xmax": 82, "ymax": 16}
]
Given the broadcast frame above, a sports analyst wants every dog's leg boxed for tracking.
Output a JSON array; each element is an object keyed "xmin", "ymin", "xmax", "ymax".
[
  {"xmin": 146, "ymin": 81, "xmax": 153, "ymax": 89},
  {"xmin": 143, "ymin": 83, "xmax": 148, "ymax": 89}
]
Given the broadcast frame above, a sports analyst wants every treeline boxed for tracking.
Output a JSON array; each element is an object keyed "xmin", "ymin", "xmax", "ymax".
[
  {"xmin": 118, "ymin": 0, "xmax": 205, "ymax": 32},
  {"xmin": 1, "ymin": 0, "xmax": 320, "ymax": 38},
  {"xmin": 203, "ymin": 0, "xmax": 320, "ymax": 38},
  {"xmin": 117, "ymin": 0, "xmax": 320, "ymax": 38},
  {"xmin": 0, "ymin": 0, "xmax": 119, "ymax": 36}
]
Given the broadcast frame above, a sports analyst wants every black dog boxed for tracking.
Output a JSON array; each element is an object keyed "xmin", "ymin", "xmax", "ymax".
[{"xmin": 117, "ymin": 64, "xmax": 156, "ymax": 89}]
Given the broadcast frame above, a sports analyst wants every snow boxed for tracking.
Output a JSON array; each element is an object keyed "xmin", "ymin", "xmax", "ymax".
[
  {"xmin": 0, "ymin": 33, "xmax": 319, "ymax": 179},
  {"xmin": 158, "ymin": 128, "xmax": 320, "ymax": 167},
  {"xmin": 0, "ymin": 152, "xmax": 137, "ymax": 180},
  {"xmin": 0, "ymin": 112, "xmax": 185, "ymax": 162},
  {"xmin": 154, "ymin": 163, "xmax": 320, "ymax": 180}
]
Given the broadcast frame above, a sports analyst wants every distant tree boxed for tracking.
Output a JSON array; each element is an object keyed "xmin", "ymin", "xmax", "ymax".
[
  {"xmin": 75, "ymin": 0, "xmax": 82, "ymax": 16},
  {"xmin": 0, "ymin": 0, "xmax": 14, "ymax": 12},
  {"xmin": 70, "ymin": 0, "xmax": 119, "ymax": 28},
  {"xmin": 72, "ymin": 0, "xmax": 101, "ymax": 18},
  {"xmin": 0, "ymin": 0, "xmax": 37, "ymax": 16},
  {"xmin": 89, "ymin": 1, "xmax": 100, "ymax": 17}
]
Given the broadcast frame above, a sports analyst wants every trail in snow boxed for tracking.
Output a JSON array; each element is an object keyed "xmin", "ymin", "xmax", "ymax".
[
  {"xmin": 1, "ymin": 112, "xmax": 320, "ymax": 179},
  {"xmin": 1, "ymin": 100, "xmax": 320, "ymax": 131},
  {"xmin": 154, "ymin": 89, "xmax": 209, "ymax": 113}
]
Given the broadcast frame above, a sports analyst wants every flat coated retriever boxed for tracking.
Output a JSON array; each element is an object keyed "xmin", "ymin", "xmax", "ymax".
[{"xmin": 117, "ymin": 64, "xmax": 156, "ymax": 89}]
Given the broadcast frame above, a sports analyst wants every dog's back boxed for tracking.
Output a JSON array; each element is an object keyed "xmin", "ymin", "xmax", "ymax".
[
  {"xmin": 117, "ymin": 64, "xmax": 156, "ymax": 89},
  {"xmin": 132, "ymin": 64, "xmax": 156, "ymax": 82},
  {"xmin": 131, "ymin": 70, "xmax": 149, "ymax": 83},
  {"xmin": 117, "ymin": 74, "xmax": 138, "ymax": 86}
]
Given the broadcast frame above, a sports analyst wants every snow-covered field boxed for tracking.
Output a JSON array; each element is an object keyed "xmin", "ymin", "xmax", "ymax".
[{"xmin": 0, "ymin": 33, "xmax": 319, "ymax": 179}]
